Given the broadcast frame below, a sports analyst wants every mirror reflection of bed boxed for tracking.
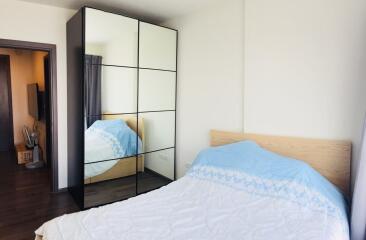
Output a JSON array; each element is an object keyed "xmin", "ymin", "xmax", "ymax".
[{"xmin": 84, "ymin": 115, "xmax": 173, "ymax": 208}]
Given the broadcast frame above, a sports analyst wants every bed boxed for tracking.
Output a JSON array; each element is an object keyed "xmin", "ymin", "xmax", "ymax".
[
  {"xmin": 36, "ymin": 130, "xmax": 351, "ymax": 240},
  {"xmin": 84, "ymin": 115, "xmax": 145, "ymax": 184}
]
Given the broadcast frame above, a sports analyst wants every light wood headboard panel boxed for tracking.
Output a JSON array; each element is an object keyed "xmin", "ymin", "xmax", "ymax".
[{"xmin": 210, "ymin": 130, "xmax": 351, "ymax": 195}]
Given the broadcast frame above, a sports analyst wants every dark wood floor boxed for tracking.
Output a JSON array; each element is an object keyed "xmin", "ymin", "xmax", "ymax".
[
  {"xmin": 84, "ymin": 169, "xmax": 172, "ymax": 208},
  {"xmin": 0, "ymin": 151, "xmax": 78, "ymax": 240}
]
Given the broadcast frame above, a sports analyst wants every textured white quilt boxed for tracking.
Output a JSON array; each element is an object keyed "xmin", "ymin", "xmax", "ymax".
[
  {"xmin": 35, "ymin": 176, "xmax": 347, "ymax": 240},
  {"xmin": 37, "ymin": 141, "xmax": 349, "ymax": 240}
]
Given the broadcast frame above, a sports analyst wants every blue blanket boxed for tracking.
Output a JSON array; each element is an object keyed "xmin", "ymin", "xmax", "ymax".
[
  {"xmin": 188, "ymin": 140, "xmax": 349, "ymax": 236},
  {"xmin": 84, "ymin": 119, "xmax": 142, "ymax": 178}
]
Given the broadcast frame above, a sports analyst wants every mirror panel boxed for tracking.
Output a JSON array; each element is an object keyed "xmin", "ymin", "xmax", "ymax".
[
  {"xmin": 139, "ymin": 22, "xmax": 177, "ymax": 71},
  {"xmin": 85, "ymin": 8, "xmax": 138, "ymax": 67},
  {"xmin": 138, "ymin": 111, "xmax": 175, "ymax": 153},
  {"xmin": 84, "ymin": 64, "xmax": 137, "ymax": 116},
  {"xmin": 138, "ymin": 69, "xmax": 176, "ymax": 112},
  {"xmin": 84, "ymin": 114, "xmax": 141, "ymax": 160},
  {"xmin": 84, "ymin": 114, "xmax": 142, "ymax": 208},
  {"xmin": 137, "ymin": 148, "xmax": 174, "ymax": 194},
  {"xmin": 101, "ymin": 67, "xmax": 137, "ymax": 114},
  {"xmin": 84, "ymin": 157, "xmax": 137, "ymax": 208}
]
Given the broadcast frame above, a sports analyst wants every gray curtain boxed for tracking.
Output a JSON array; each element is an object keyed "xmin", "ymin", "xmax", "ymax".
[
  {"xmin": 351, "ymin": 116, "xmax": 366, "ymax": 240},
  {"xmin": 84, "ymin": 55, "xmax": 102, "ymax": 128}
]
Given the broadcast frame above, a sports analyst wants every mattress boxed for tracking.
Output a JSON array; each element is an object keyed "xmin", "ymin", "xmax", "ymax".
[
  {"xmin": 36, "ymin": 177, "xmax": 348, "ymax": 240},
  {"xmin": 36, "ymin": 141, "xmax": 349, "ymax": 240}
]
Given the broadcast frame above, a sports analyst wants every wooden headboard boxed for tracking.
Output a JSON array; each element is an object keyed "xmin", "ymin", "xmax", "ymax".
[
  {"xmin": 102, "ymin": 114, "xmax": 144, "ymax": 142},
  {"xmin": 210, "ymin": 130, "xmax": 352, "ymax": 195}
]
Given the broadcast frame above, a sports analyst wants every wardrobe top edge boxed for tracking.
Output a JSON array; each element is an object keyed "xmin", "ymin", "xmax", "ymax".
[{"xmin": 72, "ymin": 6, "xmax": 178, "ymax": 33}]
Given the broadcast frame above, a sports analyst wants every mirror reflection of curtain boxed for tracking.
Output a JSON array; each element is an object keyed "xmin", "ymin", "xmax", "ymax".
[{"xmin": 85, "ymin": 55, "xmax": 102, "ymax": 128}]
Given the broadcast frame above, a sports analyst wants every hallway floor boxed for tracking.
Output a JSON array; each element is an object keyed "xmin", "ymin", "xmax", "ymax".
[{"xmin": 0, "ymin": 151, "xmax": 78, "ymax": 240}]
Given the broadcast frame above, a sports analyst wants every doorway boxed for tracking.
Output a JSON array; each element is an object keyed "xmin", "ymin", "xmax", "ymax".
[{"xmin": 0, "ymin": 39, "xmax": 58, "ymax": 192}]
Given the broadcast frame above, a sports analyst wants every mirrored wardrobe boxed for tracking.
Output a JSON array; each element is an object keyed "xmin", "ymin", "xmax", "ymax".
[{"xmin": 67, "ymin": 7, "xmax": 177, "ymax": 209}]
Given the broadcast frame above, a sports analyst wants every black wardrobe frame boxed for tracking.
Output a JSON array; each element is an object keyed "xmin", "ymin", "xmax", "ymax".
[{"xmin": 67, "ymin": 6, "xmax": 178, "ymax": 209}]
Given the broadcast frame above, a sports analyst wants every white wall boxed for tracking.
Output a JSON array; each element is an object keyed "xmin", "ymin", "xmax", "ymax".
[
  {"xmin": 166, "ymin": 0, "xmax": 366, "ymax": 187},
  {"xmin": 244, "ymin": 0, "xmax": 366, "ymax": 187},
  {"xmin": 164, "ymin": 0, "xmax": 245, "ymax": 177},
  {"xmin": 0, "ymin": 0, "xmax": 75, "ymax": 189}
]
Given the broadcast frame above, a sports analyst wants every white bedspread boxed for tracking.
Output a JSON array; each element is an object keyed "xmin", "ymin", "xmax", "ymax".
[
  {"xmin": 35, "ymin": 176, "xmax": 347, "ymax": 240},
  {"xmin": 37, "ymin": 141, "xmax": 349, "ymax": 240}
]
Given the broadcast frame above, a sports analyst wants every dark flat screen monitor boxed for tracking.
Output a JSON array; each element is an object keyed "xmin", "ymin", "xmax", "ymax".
[{"xmin": 27, "ymin": 83, "xmax": 39, "ymax": 120}]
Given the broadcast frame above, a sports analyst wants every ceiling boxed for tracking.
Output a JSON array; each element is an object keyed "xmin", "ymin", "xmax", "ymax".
[{"xmin": 18, "ymin": 0, "xmax": 222, "ymax": 23}]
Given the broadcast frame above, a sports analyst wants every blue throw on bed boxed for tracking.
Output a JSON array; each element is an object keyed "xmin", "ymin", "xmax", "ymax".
[
  {"xmin": 84, "ymin": 119, "xmax": 142, "ymax": 178},
  {"xmin": 187, "ymin": 140, "xmax": 349, "ymax": 236}
]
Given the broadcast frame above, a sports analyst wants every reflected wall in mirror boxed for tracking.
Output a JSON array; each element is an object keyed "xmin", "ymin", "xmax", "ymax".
[
  {"xmin": 145, "ymin": 148, "xmax": 174, "ymax": 180},
  {"xmin": 136, "ymin": 23, "xmax": 177, "ymax": 195},
  {"xmin": 139, "ymin": 22, "xmax": 177, "ymax": 71},
  {"xmin": 84, "ymin": 64, "xmax": 137, "ymax": 122},
  {"xmin": 100, "ymin": 66, "xmax": 137, "ymax": 114},
  {"xmin": 138, "ymin": 112, "xmax": 175, "ymax": 153},
  {"xmin": 85, "ymin": 8, "xmax": 138, "ymax": 67},
  {"xmin": 139, "ymin": 69, "xmax": 176, "ymax": 112},
  {"xmin": 137, "ymin": 148, "xmax": 174, "ymax": 194}
]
